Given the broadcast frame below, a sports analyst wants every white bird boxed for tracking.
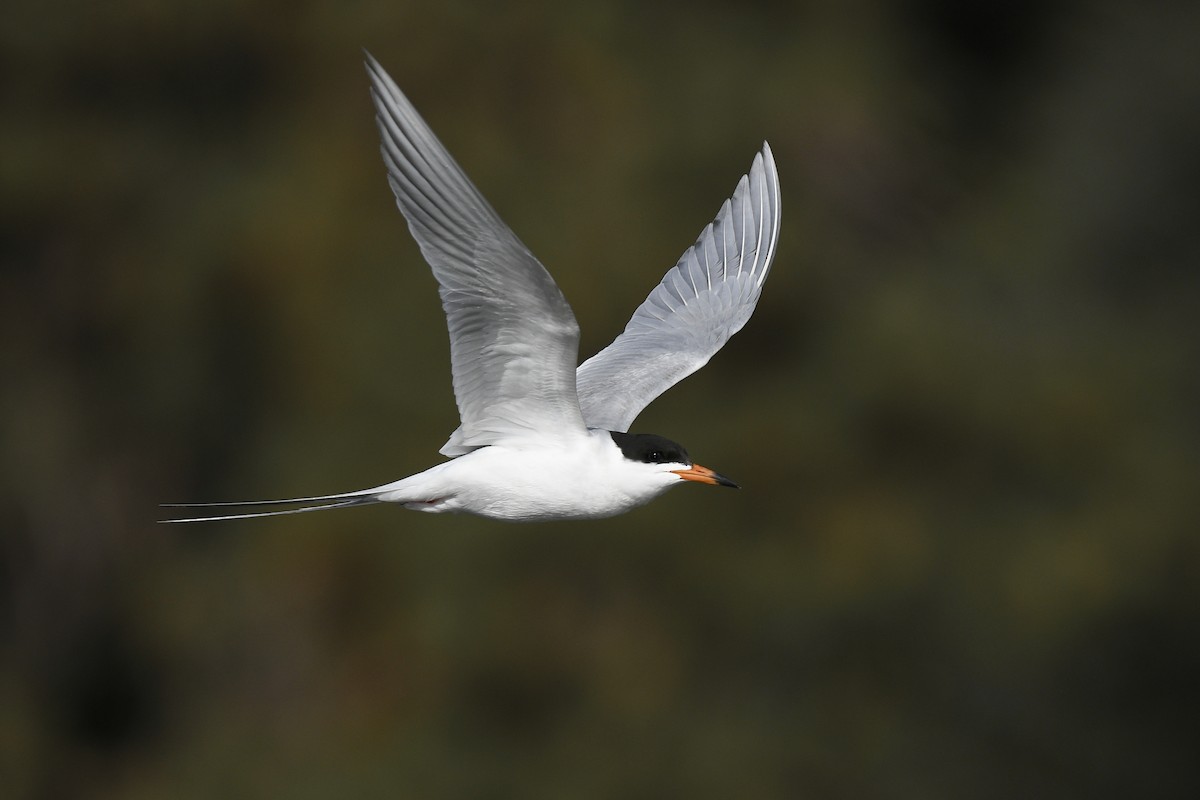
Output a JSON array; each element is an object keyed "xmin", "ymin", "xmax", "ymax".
[{"xmin": 164, "ymin": 53, "xmax": 780, "ymax": 523}]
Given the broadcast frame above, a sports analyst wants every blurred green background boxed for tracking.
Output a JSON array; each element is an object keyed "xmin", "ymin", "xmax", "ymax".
[{"xmin": 3, "ymin": 1, "xmax": 1198, "ymax": 797}]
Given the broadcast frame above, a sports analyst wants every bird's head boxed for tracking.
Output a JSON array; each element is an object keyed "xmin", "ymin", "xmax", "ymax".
[{"xmin": 608, "ymin": 431, "xmax": 739, "ymax": 489}]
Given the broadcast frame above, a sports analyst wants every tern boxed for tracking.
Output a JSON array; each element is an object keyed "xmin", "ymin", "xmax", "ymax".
[{"xmin": 164, "ymin": 54, "xmax": 780, "ymax": 523}]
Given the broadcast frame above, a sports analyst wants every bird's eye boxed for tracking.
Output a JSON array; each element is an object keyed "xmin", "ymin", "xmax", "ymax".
[{"xmin": 649, "ymin": 451, "xmax": 662, "ymax": 462}]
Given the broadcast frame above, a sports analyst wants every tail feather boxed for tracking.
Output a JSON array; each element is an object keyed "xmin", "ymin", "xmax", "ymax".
[{"xmin": 160, "ymin": 493, "xmax": 380, "ymax": 523}]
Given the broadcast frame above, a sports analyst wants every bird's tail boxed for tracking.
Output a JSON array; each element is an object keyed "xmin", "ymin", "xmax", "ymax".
[{"xmin": 160, "ymin": 490, "xmax": 382, "ymax": 523}]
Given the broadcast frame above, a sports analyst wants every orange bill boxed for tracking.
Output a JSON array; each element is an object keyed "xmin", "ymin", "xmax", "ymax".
[{"xmin": 670, "ymin": 464, "xmax": 739, "ymax": 488}]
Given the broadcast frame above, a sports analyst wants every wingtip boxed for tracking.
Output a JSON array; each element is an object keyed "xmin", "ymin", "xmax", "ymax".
[
  {"xmin": 757, "ymin": 141, "xmax": 777, "ymax": 174},
  {"xmin": 363, "ymin": 50, "xmax": 394, "ymax": 94}
]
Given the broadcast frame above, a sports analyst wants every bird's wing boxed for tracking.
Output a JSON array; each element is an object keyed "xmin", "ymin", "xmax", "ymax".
[
  {"xmin": 367, "ymin": 54, "xmax": 587, "ymax": 456},
  {"xmin": 575, "ymin": 143, "xmax": 780, "ymax": 432}
]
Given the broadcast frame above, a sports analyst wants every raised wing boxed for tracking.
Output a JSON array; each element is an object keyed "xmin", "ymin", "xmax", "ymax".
[
  {"xmin": 366, "ymin": 54, "xmax": 587, "ymax": 456},
  {"xmin": 575, "ymin": 143, "xmax": 780, "ymax": 432}
]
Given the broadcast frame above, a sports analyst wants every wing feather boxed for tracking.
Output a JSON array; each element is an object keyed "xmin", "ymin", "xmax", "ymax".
[
  {"xmin": 575, "ymin": 143, "xmax": 780, "ymax": 432},
  {"xmin": 365, "ymin": 54, "xmax": 587, "ymax": 456}
]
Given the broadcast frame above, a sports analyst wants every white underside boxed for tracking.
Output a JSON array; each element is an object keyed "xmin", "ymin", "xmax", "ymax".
[{"xmin": 366, "ymin": 429, "xmax": 683, "ymax": 521}]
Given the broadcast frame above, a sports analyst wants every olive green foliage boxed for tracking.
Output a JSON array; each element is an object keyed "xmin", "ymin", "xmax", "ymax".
[{"xmin": 3, "ymin": 1, "xmax": 1198, "ymax": 797}]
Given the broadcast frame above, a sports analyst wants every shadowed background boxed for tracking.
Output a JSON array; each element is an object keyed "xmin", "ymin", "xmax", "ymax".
[{"xmin": 3, "ymin": 1, "xmax": 1198, "ymax": 797}]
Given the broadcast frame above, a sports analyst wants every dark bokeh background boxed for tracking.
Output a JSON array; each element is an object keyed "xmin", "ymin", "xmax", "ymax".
[{"xmin": 4, "ymin": 1, "xmax": 1198, "ymax": 797}]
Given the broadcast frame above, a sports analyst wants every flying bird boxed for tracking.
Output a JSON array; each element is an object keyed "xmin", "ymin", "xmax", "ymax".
[{"xmin": 164, "ymin": 54, "xmax": 780, "ymax": 523}]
